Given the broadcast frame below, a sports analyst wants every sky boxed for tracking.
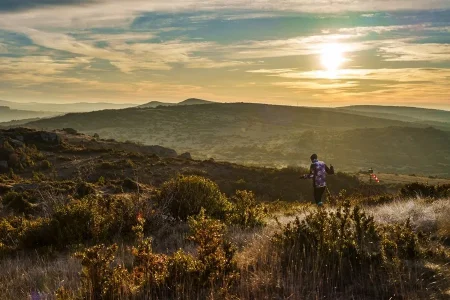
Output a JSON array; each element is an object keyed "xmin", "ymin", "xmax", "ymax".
[{"xmin": 0, "ymin": 1, "xmax": 449, "ymax": 109}]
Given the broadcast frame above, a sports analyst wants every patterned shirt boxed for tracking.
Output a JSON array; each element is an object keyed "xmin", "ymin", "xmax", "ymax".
[{"xmin": 308, "ymin": 159, "xmax": 331, "ymax": 188}]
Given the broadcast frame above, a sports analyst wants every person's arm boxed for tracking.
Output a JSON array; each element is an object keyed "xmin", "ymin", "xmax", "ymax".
[
  {"xmin": 325, "ymin": 164, "xmax": 334, "ymax": 175},
  {"xmin": 301, "ymin": 164, "xmax": 315, "ymax": 179},
  {"xmin": 306, "ymin": 163, "xmax": 315, "ymax": 178}
]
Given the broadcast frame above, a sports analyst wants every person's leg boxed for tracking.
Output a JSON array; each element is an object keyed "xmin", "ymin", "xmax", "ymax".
[{"xmin": 314, "ymin": 187, "xmax": 326, "ymax": 206}]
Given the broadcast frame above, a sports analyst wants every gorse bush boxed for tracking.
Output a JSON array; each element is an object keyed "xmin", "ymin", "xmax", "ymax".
[
  {"xmin": 228, "ymin": 190, "xmax": 266, "ymax": 228},
  {"xmin": 0, "ymin": 195, "xmax": 149, "ymax": 252},
  {"xmin": 158, "ymin": 175, "xmax": 232, "ymax": 221},
  {"xmin": 74, "ymin": 209, "xmax": 239, "ymax": 299},
  {"xmin": 267, "ymin": 201, "xmax": 427, "ymax": 298}
]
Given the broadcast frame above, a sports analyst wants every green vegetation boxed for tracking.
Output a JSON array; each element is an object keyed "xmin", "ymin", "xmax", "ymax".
[
  {"xmin": 158, "ymin": 175, "xmax": 232, "ymax": 221},
  {"xmin": 26, "ymin": 103, "xmax": 450, "ymax": 176},
  {"xmin": 0, "ymin": 128, "xmax": 449, "ymax": 299}
]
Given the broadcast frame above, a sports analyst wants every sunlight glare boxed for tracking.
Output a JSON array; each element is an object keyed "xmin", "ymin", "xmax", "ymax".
[{"xmin": 320, "ymin": 43, "xmax": 346, "ymax": 78}]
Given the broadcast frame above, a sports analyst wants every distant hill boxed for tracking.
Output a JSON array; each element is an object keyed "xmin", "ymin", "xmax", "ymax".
[
  {"xmin": 23, "ymin": 102, "xmax": 450, "ymax": 176},
  {"xmin": 138, "ymin": 98, "xmax": 216, "ymax": 108},
  {"xmin": 178, "ymin": 98, "xmax": 215, "ymax": 105},
  {"xmin": 340, "ymin": 105, "xmax": 450, "ymax": 124},
  {"xmin": 0, "ymin": 106, "xmax": 59, "ymax": 123},
  {"xmin": 0, "ymin": 99, "xmax": 136, "ymax": 113},
  {"xmin": 138, "ymin": 101, "xmax": 176, "ymax": 108}
]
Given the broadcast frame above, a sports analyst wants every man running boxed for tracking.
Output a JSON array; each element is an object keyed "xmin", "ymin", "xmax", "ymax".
[{"xmin": 303, "ymin": 154, "xmax": 334, "ymax": 206}]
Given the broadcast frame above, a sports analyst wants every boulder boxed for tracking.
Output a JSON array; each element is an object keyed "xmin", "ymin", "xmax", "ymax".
[
  {"xmin": 141, "ymin": 145, "xmax": 178, "ymax": 158},
  {"xmin": 39, "ymin": 132, "xmax": 61, "ymax": 144},
  {"xmin": 179, "ymin": 152, "xmax": 192, "ymax": 160}
]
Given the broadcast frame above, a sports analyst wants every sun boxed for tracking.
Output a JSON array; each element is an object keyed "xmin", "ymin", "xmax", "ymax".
[{"xmin": 320, "ymin": 43, "xmax": 346, "ymax": 74}]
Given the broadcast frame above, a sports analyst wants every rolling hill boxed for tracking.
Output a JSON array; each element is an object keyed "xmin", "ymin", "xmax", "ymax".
[
  {"xmin": 0, "ymin": 99, "xmax": 136, "ymax": 113},
  {"xmin": 138, "ymin": 98, "xmax": 216, "ymax": 108},
  {"xmin": 24, "ymin": 102, "xmax": 450, "ymax": 176},
  {"xmin": 0, "ymin": 106, "xmax": 59, "ymax": 123},
  {"xmin": 339, "ymin": 105, "xmax": 450, "ymax": 130}
]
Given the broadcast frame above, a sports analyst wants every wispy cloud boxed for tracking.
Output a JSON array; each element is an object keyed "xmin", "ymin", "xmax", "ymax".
[
  {"xmin": 378, "ymin": 41, "xmax": 450, "ymax": 62},
  {"xmin": 249, "ymin": 68, "xmax": 450, "ymax": 82}
]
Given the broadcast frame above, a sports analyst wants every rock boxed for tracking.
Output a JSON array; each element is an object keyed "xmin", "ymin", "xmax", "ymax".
[
  {"xmin": 9, "ymin": 139, "xmax": 24, "ymax": 148},
  {"xmin": 141, "ymin": 145, "xmax": 178, "ymax": 158},
  {"xmin": 39, "ymin": 132, "xmax": 61, "ymax": 144},
  {"xmin": 179, "ymin": 152, "xmax": 192, "ymax": 160},
  {"xmin": 15, "ymin": 135, "xmax": 24, "ymax": 142}
]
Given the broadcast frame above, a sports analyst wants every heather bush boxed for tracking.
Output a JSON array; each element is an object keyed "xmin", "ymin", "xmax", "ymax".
[{"xmin": 158, "ymin": 175, "xmax": 232, "ymax": 221}]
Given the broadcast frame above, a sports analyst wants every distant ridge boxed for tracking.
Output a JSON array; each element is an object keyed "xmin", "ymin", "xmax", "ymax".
[
  {"xmin": 138, "ymin": 98, "xmax": 216, "ymax": 108},
  {"xmin": 0, "ymin": 99, "xmax": 135, "ymax": 113},
  {"xmin": 340, "ymin": 105, "xmax": 450, "ymax": 124}
]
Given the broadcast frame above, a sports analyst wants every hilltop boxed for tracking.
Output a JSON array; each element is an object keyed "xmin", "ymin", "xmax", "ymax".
[
  {"xmin": 138, "ymin": 98, "xmax": 216, "ymax": 108},
  {"xmin": 24, "ymin": 102, "xmax": 450, "ymax": 176}
]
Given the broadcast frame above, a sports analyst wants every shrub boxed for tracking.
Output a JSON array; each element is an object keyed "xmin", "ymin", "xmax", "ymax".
[
  {"xmin": 158, "ymin": 175, "xmax": 232, "ymax": 221},
  {"xmin": 122, "ymin": 178, "xmax": 140, "ymax": 192},
  {"xmin": 40, "ymin": 160, "xmax": 52, "ymax": 170},
  {"xmin": 74, "ymin": 209, "xmax": 239, "ymax": 299},
  {"xmin": 2, "ymin": 191, "xmax": 35, "ymax": 214},
  {"xmin": 97, "ymin": 176, "xmax": 105, "ymax": 185},
  {"xmin": 401, "ymin": 183, "xmax": 450, "ymax": 199},
  {"xmin": 75, "ymin": 182, "xmax": 96, "ymax": 198},
  {"xmin": 228, "ymin": 190, "xmax": 266, "ymax": 228},
  {"xmin": 269, "ymin": 201, "xmax": 425, "ymax": 298},
  {"xmin": 51, "ymin": 199, "xmax": 101, "ymax": 246}
]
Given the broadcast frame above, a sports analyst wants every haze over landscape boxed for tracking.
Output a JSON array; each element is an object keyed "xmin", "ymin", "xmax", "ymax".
[{"xmin": 0, "ymin": 1, "xmax": 449, "ymax": 300}]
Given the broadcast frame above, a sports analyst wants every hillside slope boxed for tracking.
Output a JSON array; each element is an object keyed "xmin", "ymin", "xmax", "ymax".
[
  {"xmin": 341, "ymin": 105, "xmax": 450, "ymax": 124},
  {"xmin": 25, "ymin": 103, "xmax": 450, "ymax": 176}
]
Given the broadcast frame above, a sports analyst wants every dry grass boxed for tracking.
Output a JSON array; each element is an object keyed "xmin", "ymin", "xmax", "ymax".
[
  {"xmin": 368, "ymin": 197, "xmax": 450, "ymax": 238},
  {"xmin": 0, "ymin": 254, "xmax": 81, "ymax": 300}
]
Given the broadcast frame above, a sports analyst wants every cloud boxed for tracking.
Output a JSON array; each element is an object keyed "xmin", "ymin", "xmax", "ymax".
[
  {"xmin": 1, "ymin": 0, "xmax": 450, "ymax": 14},
  {"xmin": 0, "ymin": 0, "xmax": 95, "ymax": 12},
  {"xmin": 377, "ymin": 41, "xmax": 450, "ymax": 62},
  {"xmin": 225, "ymin": 34, "xmax": 365, "ymax": 59},
  {"xmin": 250, "ymin": 68, "xmax": 450, "ymax": 83},
  {"xmin": 273, "ymin": 80, "xmax": 359, "ymax": 90},
  {"xmin": 184, "ymin": 58, "xmax": 250, "ymax": 69}
]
